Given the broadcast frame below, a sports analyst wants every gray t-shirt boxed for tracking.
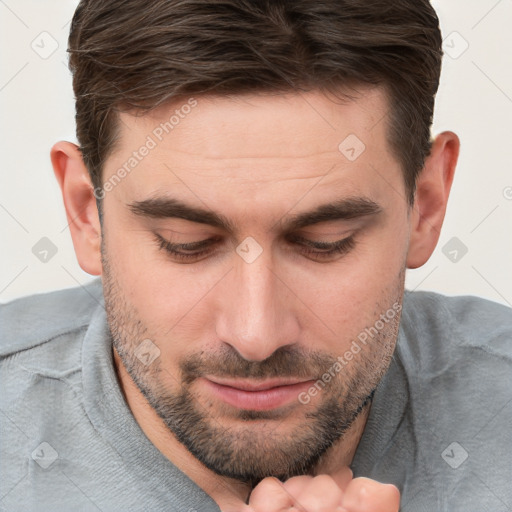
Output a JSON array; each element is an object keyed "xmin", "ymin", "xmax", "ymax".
[{"xmin": 1, "ymin": 278, "xmax": 511, "ymax": 511}]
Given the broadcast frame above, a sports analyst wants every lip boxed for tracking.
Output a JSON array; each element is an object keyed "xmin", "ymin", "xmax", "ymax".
[{"xmin": 201, "ymin": 376, "xmax": 314, "ymax": 411}]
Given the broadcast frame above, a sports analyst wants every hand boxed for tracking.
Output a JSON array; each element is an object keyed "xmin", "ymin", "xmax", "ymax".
[{"xmin": 237, "ymin": 467, "xmax": 400, "ymax": 512}]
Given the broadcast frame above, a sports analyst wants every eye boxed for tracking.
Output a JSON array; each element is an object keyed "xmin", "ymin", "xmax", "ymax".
[
  {"xmin": 288, "ymin": 234, "xmax": 356, "ymax": 262},
  {"xmin": 153, "ymin": 233, "xmax": 219, "ymax": 263},
  {"xmin": 153, "ymin": 233, "xmax": 356, "ymax": 264}
]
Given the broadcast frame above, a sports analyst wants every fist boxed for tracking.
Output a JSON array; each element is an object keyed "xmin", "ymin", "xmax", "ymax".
[{"xmin": 240, "ymin": 467, "xmax": 400, "ymax": 512}]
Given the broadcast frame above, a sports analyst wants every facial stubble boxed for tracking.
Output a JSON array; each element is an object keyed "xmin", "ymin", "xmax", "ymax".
[{"xmin": 101, "ymin": 241, "xmax": 402, "ymax": 486}]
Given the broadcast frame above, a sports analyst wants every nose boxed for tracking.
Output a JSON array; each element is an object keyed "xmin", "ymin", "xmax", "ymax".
[{"xmin": 214, "ymin": 248, "xmax": 300, "ymax": 362}]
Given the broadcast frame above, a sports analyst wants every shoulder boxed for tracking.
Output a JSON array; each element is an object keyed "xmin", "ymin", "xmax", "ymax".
[
  {"xmin": 396, "ymin": 291, "xmax": 512, "ymax": 503},
  {"xmin": 0, "ymin": 278, "xmax": 104, "ymax": 358},
  {"xmin": 400, "ymin": 290, "xmax": 512, "ymax": 359},
  {"xmin": 398, "ymin": 290, "xmax": 512, "ymax": 393},
  {"xmin": 402, "ymin": 289, "xmax": 512, "ymax": 326}
]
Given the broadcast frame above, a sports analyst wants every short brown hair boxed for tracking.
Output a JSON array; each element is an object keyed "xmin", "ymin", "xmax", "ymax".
[{"xmin": 68, "ymin": 0, "xmax": 443, "ymax": 205}]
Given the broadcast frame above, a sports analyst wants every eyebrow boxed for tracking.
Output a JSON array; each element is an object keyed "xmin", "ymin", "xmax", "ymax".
[{"xmin": 128, "ymin": 196, "xmax": 382, "ymax": 234}]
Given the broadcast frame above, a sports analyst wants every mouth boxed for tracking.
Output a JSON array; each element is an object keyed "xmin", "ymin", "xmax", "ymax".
[{"xmin": 201, "ymin": 376, "xmax": 315, "ymax": 411}]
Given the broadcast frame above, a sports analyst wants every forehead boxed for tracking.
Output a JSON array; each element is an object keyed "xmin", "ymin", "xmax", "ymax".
[{"xmin": 105, "ymin": 88, "xmax": 402, "ymax": 211}]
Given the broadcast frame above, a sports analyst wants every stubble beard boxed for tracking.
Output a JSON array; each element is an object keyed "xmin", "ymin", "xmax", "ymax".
[{"xmin": 101, "ymin": 243, "xmax": 403, "ymax": 486}]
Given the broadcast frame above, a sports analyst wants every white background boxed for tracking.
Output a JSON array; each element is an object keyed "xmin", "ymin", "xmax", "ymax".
[{"xmin": 0, "ymin": 0, "xmax": 511, "ymax": 307}]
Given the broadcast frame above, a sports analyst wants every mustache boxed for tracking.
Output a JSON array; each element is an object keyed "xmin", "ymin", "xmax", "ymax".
[{"xmin": 180, "ymin": 345, "xmax": 339, "ymax": 384}]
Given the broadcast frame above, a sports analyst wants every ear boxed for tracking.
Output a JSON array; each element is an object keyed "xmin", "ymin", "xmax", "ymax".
[
  {"xmin": 406, "ymin": 131, "xmax": 460, "ymax": 269},
  {"xmin": 51, "ymin": 141, "xmax": 102, "ymax": 276}
]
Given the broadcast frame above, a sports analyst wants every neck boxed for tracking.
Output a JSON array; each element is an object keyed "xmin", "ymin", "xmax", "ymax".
[{"xmin": 113, "ymin": 348, "xmax": 370, "ymax": 509}]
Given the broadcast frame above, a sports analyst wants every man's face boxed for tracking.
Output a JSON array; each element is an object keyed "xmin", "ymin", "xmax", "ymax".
[{"xmin": 100, "ymin": 88, "xmax": 410, "ymax": 483}]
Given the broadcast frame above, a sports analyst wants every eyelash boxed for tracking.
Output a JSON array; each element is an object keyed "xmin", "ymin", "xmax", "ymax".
[{"xmin": 153, "ymin": 233, "xmax": 356, "ymax": 263}]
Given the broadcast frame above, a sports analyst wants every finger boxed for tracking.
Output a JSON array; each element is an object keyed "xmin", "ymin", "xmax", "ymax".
[
  {"xmin": 248, "ymin": 477, "xmax": 294, "ymax": 511},
  {"xmin": 223, "ymin": 504, "xmax": 253, "ymax": 512},
  {"xmin": 283, "ymin": 466, "xmax": 352, "ymax": 497},
  {"xmin": 293, "ymin": 474, "xmax": 345, "ymax": 511},
  {"xmin": 329, "ymin": 466, "xmax": 354, "ymax": 491},
  {"xmin": 220, "ymin": 496, "xmax": 255, "ymax": 512},
  {"xmin": 341, "ymin": 477, "xmax": 400, "ymax": 512},
  {"xmin": 281, "ymin": 475, "xmax": 313, "ymax": 499}
]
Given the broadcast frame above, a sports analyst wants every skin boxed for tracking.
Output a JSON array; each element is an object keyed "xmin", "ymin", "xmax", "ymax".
[{"xmin": 51, "ymin": 87, "xmax": 459, "ymax": 511}]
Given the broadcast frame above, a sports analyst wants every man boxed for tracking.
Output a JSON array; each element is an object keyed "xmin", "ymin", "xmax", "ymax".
[{"xmin": 1, "ymin": 0, "xmax": 511, "ymax": 511}]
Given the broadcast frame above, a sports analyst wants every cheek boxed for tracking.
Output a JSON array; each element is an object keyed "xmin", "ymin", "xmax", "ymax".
[
  {"xmin": 106, "ymin": 228, "xmax": 228, "ymax": 343},
  {"xmin": 288, "ymin": 224, "xmax": 407, "ymax": 345}
]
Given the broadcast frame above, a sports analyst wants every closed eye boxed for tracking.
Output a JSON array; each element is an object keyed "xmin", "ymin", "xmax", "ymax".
[
  {"xmin": 286, "ymin": 234, "xmax": 356, "ymax": 262},
  {"xmin": 153, "ymin": 233, "xmax": 356, "ymax": 263}
]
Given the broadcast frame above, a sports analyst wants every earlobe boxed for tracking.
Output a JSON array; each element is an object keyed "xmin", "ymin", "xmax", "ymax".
[
  {"xmin": 406, "ymin": 131, "xmax": 460, "ymax": 269},
  {"xmin": 51, "ymin": 141, "xmax": 103, "ymax": 276}
]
